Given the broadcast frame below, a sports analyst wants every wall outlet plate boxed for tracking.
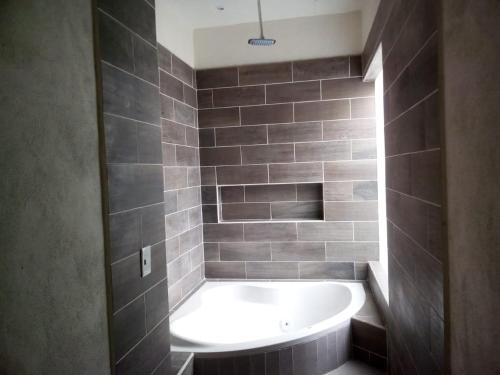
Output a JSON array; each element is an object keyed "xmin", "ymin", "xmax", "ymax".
[{"xmin": 141, "ymin": 246, "xmax": 151, "ymax": 277}]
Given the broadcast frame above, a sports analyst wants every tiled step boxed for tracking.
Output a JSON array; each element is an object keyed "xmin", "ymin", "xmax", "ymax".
[
  {"xmin": 351, "ymin": 285, "xmax": 388, "ymax": 371},
  {"xmin": 326, "ymin": 360, "xmax": 387, "ymax": 375}
]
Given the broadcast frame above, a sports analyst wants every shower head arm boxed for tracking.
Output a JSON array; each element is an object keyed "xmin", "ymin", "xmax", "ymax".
[{"xmin": 257, "ymin": 0, "xmax": 265, "ymax": 38}]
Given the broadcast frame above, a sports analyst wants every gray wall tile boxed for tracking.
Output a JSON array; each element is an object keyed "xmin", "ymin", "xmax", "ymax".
[
  {"xmin": 198, "ymin": 107, "xmax": 240, "ymax": 128},
  {"xmin": 271, "ymin": 242, "xmax": 325, "ymax": 261},
  {"xmin": 295, "ymin": 141, "xmax": 351, "ymax": 162},
  {"xmin": 246, "ymin": 262, "xmax": 299, "ymax": 279},
  {"xmin": 244, "ymin": 223, "xmax": 297, "ymax": 242},
  {"xmin": 294, "ymin": 100, "xmax": 350, "ymax": 122},
  {"xmin": 239, "ymin": 62, "xmax": 292, "ymax": 85},
  {"xmin": 299, "ymin": 262, "xmax": 355, "ymax": 279},
  {"xmin": 241, "ymin": 104, "xmax": 293, "ymax": 125},
  {"xmin": 322, "ymin": 78, "xmax": 374, "ymax": 100},
  {"xmin": 293, "ymin": 57, "xmax": 349, "ymax": 81},
  {"xmin": 268, "ymin": 122, "xmax": 322, "ymax": 143},
  {"xmin": 298, "ymin": 222, "xmax": 353, "ymax": 241},
  {"xmin": 323, "ymin": 119, "xmax": 376, "ymax": 140},
  {"xmin": 213, "ymin": 85, "xmax": 265, "ymax": 107},
  {"xmin": 266, "ymin": 81, "xmax": 320, "ymax": 103},
  {"xmin": 216, "ymin": 125, "xmax": 267, "ymax": 146},
  {"xmin": 269, "ymin": 162, "xmax": 323, "ymax": 183},
  {"xmin": 220, "ymin": 242, "xmax": 271, "ymax": 261},
  {"xmin": 217, "ymin": 165, "xmax": 268, "ymax": 185},
  {"xmin": 242, "ymin": 144, "xmax": 294, "ymax": 164}
]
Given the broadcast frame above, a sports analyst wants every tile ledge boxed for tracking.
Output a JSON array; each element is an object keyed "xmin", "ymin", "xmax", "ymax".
[{"xmin": 368, "ymin": 261, "xmax": 389, "ymax": 306}]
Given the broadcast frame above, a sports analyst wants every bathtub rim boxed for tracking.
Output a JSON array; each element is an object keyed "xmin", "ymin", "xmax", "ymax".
[{"xmin": 170, "ymin": 280, "xmax": 365, "ymax": 357}]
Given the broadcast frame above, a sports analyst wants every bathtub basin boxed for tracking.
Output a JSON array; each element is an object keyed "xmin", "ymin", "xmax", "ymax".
[{"xmin": 170, "ymin": 281, "xmax": 365, "ymax": 355}]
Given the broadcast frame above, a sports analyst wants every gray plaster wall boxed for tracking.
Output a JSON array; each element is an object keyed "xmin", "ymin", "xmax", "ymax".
[
  {"xmin": 441, "ymin": 1, "xmax": 500, "ymax": 374},
  {"xmin": 0, "ymin": 1, "xmax": 111, "ymax": 374}
]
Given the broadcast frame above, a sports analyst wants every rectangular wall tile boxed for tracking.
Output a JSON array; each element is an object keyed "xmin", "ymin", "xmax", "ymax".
[
  {"xmin": 268, "ymin": 122, "xmax": 322, "ymax": 143},
  {"xmin": 220, "ymin": 242, "xmax": 271, "ymax": 261},
  {"xmin": 295, "ymin": 141, "xmax": 350, "ymax": 162},
  {"xmin": 245, "ymin": 184, "xmax": 296, "ymax": 202},
  {"xmin": 269, "ymin": 162, "xmax": 323, "ymax": 183},
  {"xmin": 198, "ymin": 107, "xmax": 240, "ymax": 128},
  {"xmin": 215, "ymin": 125, "xmax": 267, "ymax": 146},
  {"xmin": 213, "ymin": 85, "xmax": 265, "ymax": 107},
  {"xmin": 299, "ymin": 262, "xmax": 355, "ymax": 279},
  {"xmin": 323, "ymin": 119, "xmax": 376, "ymax": 140},
  {"xmin": 196, "ymin": 67, "xmax": 238, "ymax": 89},
  {"xmin": 242, "ymin": 144, "xmax": 294, "ymax": 164},
  {"xmin": 244, "ymin": 223, "xmax": 297, "ymax": 242},
  {"xmin": 293, "ymin": 57, "xmax": 350, "ymax": 81},
  {"xmin": 294, "ymin": 100, "xmax": 350, "ymax": 122},
  {"xmin": 272, "ymin": 242, "xmax": 325, "ymax": 261},
  {"xmin": 298, "ymin": 222, "xmax": 353, "ymax": 241},
  {"xmin": 200, "ymin": 147, "xmax": 241, "ymax": 166},
  {"xmin": 241, "ymin": 104, "xmax": 293, "ymax": 125},
  {"xmin": 324, "ymin": 160, "xmax": 377, "ymax": 181},
  {"xmin": 239, "ymin": 62, "xmax": 292, "ymax": 85},
  {"xmin": 217, "ymin": 165, "xmax": 268, "ymax": 185},
  {"xmin": 322, "ymin": 78, "xmax": 374, "ymax": 100},
  {"xmin": 266, "ymin": 81, "xmax": 320, "ymax": 104},
  {"xmin": 246, "ymin": 262, "xmax": 299, "ymax": 279}
]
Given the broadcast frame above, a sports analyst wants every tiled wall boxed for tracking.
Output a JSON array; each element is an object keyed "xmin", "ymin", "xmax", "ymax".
[
  {"xmin": 197, "ymin": 57, "xmax": 379, "ymax": 280},
  {"xmin": 158, "ymin": 43, "xmax": 205, "ymax": 311},
  {"xmin": 363, "ymin": 0, "xmax": 444, "ymax": 374},
  {"xmin": 96, "ymin": 0, "xmax": 171, "ymax": 373}
]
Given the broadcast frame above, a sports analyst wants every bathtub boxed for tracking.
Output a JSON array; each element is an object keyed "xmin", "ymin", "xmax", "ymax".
[{"xmin": 170, "ymin": 281, "xmax": 365, "ymax": 373}]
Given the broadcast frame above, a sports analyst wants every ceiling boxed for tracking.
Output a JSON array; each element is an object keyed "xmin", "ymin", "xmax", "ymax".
[{"xmin": 164, "ymin": 0, "xmax": 367, "ymax": 30}]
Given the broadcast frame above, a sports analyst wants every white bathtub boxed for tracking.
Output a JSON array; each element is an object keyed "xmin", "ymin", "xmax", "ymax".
[{"xmin": 170, "ymin": 281, "xmax": 365, "ymax": 355}]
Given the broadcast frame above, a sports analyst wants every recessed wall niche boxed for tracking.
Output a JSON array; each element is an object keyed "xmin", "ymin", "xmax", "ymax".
[{"xmin": 218, "ymin": 183, "xmax": 324, "ymax": 222}]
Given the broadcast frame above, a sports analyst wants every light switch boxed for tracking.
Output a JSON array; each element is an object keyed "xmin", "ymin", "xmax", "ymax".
[{"xmin": 141, "ymin": 246, "xmax": 151, "ymax": 277}]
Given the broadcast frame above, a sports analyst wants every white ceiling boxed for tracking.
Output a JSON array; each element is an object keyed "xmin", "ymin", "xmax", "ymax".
[{"xmin": 163, "ymin": 0, "xmax": 367, "ymax": 30}]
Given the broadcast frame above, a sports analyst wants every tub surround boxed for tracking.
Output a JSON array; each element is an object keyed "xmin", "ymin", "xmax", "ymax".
[
  {"xmin": 198, "ymin": 56, "xmax": 379, "ymax": 281},
  {"xmin": 363, "ymin": 0, "xmax": 443, "ymax": 374},
  {"xmin": 170, "ymin": 281, "xmax": 386, "ymax": 374}
]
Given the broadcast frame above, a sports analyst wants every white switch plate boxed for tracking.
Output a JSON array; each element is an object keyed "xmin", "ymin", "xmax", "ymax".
[{"xmin": 141, "ymin": 246, "xmax": 151, "ymax": 277}]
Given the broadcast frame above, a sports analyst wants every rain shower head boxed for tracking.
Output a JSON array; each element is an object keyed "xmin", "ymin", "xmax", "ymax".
[
  {"xmin": 248, "ymin": 0, "xmax": 276, "ymax": 46},
  {"xmin": 248, "ymin": 38, "xmax": 276, "ymax": 46}
]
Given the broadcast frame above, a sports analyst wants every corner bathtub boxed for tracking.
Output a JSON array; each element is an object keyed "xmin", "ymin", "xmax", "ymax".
[{"xmin": 170, "ymin": 281, "xmax": 365, "ymax": 374}]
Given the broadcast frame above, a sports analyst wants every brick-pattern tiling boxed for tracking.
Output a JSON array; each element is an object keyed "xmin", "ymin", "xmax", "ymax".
[
  {"xmin": 158, "ymin": 44, "xmax": 205, "ymax": 312},
  {"xmin": 363, "ymin": 0, "xmax": 443, "ymax": 374},
  {"xmin": 96, "ymin": 0, "xmax": 171, "ymax": 373},
  {"xmin": 197, "ymin": 56, "xmax": 379, "ymax": 280}
]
